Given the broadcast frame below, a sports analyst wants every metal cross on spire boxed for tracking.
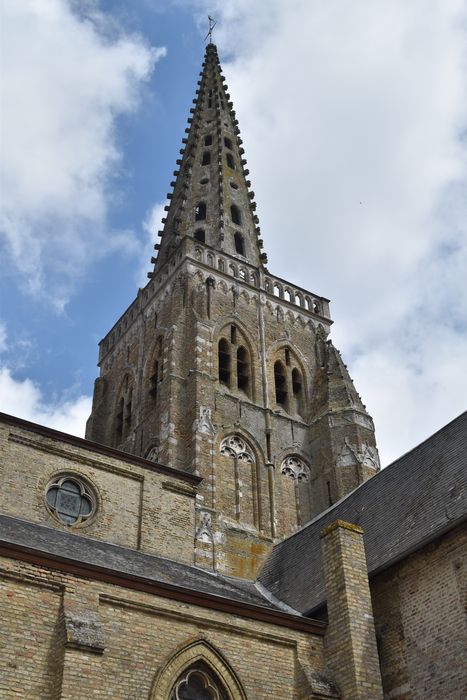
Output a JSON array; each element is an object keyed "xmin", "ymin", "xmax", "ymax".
[{"xmin": 204, "ymin": 15, "xmax": 216, "ymax": 44}]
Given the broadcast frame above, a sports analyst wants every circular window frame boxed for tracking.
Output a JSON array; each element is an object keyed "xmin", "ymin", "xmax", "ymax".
[{"xmin": 44, "ymin": 473, "xmax": 98, "ymax": 529}]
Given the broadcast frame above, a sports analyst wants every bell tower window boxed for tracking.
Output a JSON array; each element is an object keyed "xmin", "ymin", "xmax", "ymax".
[
  {"xmin": 202, "ymin": 151, "xmax": 211, "ymax": 165},
  {"xmin": 194, "ymin": 229, "xmax": 205, "ymax": 243},
  {"xmin": 195, "ymin": 202, "xmax": 207, "ymax": 221},
  {"xmin": 231, "ymin": 204, "xmax": 241, "ymax": 225},
  {"xmin": 226, "ymin": 152, "xmax": 235, "ymax": 169},
  {"xmin": 234, "ymin": 232, "xmax": 245, "ymax": 256},
  {"xmin": 237, "ymin": 346, "xmax": 250, "ymax": 394},
  {"xmin": 274, "ymin": 360, "xmax": 287, "ymax": 406},
  {"xmin": 204, "ymin": 134, "xmax": 213, "ymax": 146},
  {"xmin": 218, "ymin": 338, "xmax": 231, "ymax": 387}
]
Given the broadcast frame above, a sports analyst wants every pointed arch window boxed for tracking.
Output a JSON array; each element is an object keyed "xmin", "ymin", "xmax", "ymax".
[
  {"xmin": 234, "ymin": 232, "xmax": 245, "ymax": 256},
  {"xmin": 231, "ymin": 204, "xmax": 241, "ymax": 226},
  {"xmin": 224, "ymin": 137, "xmax": 232, "ymax": 150},
  {"xmin": 150, "ymin": 338, "xmax": 163, "ymax": 400},
  {"xmin": 237, "ymin": 346, "xmax": 250, "ymax": 394},
  {"xmin": 204, "ymin": 134, "xmax": 213, "ymax": 146},
  {"xmin": 195, "ymin": 202, "xmax": 207, "ymax": 221},
  {"xmin": 115, "ymin": 375, "xmax": 133, "ymax": 443},
  {"xmin": 194, "ymin": 229, "xmax": 205, "ymax": 243},
  {"xmin": 292, "ymin": 367, "xmax": 304, "ymax": 415},
  {"xmin": 226, "ymin": 152, "xmax": 235, "ymax": 169},
  {"xmin": 218, "ymin": 338, "xmax": 231, "ymax": 387},
  {"xmin": 218, "ymin": 326, "xmax": 253, "ymax": 399},
  {"xmin": 274, "ymin": 360, "xmax": 287, "ymax": 406},
  {"xmin": 202, "ymin": 151, "xmax": 211, "ymax": 166},
  {"xmin": 172, "ymin": 665, "xmax": 228, "ymax": 699}
]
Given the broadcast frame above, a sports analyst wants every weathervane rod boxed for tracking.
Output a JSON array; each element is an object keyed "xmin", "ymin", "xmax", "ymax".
[{"xmin": 204, "ymin": 15, "xmax": 216, "ymax": 44}]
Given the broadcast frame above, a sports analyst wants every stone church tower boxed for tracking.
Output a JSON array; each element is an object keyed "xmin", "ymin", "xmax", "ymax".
[{"xmin": 86, "ymin": 43, "xmax": 380, "ymax": 577}]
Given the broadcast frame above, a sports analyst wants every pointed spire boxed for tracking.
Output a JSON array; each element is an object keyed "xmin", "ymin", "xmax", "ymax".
[{"xmin": 151, "ymin": 43, "xmax": 265, "ymax": 274}]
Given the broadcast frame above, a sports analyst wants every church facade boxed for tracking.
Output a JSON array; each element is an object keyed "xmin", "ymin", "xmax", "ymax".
[{"xmin": 0, "ymin": 43, "xmax": 465, "ymax": 700}]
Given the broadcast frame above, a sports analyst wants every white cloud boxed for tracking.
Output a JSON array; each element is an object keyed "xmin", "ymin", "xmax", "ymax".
[
  {"xmin": 138, "ymin": 201, "xmax": 166, "ymax": 286},
  {"xmin": 0, "ymin": 367, "xmax": 91, "ymax": 438},
  {"xmin": 0, "ymin": 323, "xmax": 7, "ymax": 353},
  {"xmin": 0, "ymin": 0, "xmax": 165, "ymax": 309},
  {"xmin": 189, "ymin": 0, "xmax": 467, "ymax": 464}
]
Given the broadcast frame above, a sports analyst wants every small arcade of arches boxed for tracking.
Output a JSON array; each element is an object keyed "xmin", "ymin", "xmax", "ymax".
[{"xmin": 217, "ymin": 325, "xmax": 253, "ymax": 399}]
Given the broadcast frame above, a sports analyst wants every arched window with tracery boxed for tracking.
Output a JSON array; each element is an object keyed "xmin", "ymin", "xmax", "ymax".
[
  {"xmin": 171, "ymin": 664, "xmax": 228, "ymax": 700},
  {"xmin": 278, "ymin": 455, "xmax": 312, "ymax": 535},
  {"xmin": 219, "ymin": 435, "xmax": 257, "ymax": 527}
]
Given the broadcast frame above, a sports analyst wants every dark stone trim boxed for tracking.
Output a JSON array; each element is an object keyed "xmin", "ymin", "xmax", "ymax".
[{"xmin": 0, "ymin": 412, "xmax": 202, "ymax": 485}]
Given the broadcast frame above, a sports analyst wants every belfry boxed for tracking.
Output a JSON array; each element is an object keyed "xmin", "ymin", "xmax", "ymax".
[{"xmin": 86, "ymin": 43, "xmax": 380, "ymax": 576}]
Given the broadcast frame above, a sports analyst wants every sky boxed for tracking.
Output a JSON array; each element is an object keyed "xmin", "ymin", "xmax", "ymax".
[{"xmin": 1, "ymin": 0, "xmax": 466, "ymax": 466}]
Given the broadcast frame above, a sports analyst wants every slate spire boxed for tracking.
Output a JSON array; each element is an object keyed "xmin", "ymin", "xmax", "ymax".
[{"xmin": 150, "ymin": 43, "xmax": 266, "ymax": 274}]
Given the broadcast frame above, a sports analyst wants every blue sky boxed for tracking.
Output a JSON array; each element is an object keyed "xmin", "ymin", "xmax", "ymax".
[{"xmin": 1, "ymin": 0, "xmax": 467, "ymax": 465}]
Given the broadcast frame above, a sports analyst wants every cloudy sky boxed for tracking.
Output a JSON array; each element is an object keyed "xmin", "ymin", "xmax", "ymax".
[{"xmin": 1, "ymin": 0, "xmax": 466, "ymax": 465}]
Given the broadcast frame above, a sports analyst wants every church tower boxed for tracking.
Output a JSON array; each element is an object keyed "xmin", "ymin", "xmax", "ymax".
[{"xmin": 86, "ymin": 43, "xmax": 380, "ymax": 577}]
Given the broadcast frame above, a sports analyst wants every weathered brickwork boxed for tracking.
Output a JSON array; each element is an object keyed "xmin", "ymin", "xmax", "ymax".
[
  {"xmin": 85, "ymin": 43, "xmax": 380, "ymax": 578},
  {"xmin": 371, "ymin": 524, "xmax": 467, "ymax": 699},
  {"xmin": 0, "ymin": 555, "xmax": 331, "ymax": 700},
  {"xmin": 0, "ymin": 418, "xmax": 198, "ymax": 565},
  {"xmin": 320, "ymin": 520, "xmax": 384, "ymax": 699}
]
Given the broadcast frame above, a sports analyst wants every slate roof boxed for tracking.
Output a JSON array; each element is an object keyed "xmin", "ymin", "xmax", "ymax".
[
  {"xmin": 0, "ymin": 514, "xmax": 279, "ymax": 611},
  {"xmin": 258, "ymin": 411, "xmax": 467, "ymax": 614}
]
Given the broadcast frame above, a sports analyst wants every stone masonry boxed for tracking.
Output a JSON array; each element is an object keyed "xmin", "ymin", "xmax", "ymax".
[{"xmin": 86, "ymin": 42, "xmax": 380, "ymax": 578}]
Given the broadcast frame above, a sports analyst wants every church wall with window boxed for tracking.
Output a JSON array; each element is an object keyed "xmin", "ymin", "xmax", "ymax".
[{"xmin": 0, "ymin": 417, "xmax": 197, "ymax": 564}]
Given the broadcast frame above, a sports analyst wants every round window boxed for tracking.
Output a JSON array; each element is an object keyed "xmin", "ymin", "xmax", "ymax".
[{"xmin": 45, "ymin": 475, "xmax": 96, "ymax": 526}]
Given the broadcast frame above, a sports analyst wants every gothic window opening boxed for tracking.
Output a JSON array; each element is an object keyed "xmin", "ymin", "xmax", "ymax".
[
  {"xmin": 274, "ymin": 360, "xmax": 287, "ymax": 406},
  {"xmin": 150, "ymin": 361, "xmax": 159, "ymax": 398},
  {"xmin": 224, "ymin": 136, "xmax": 232, "ymax": 149},
  {"xmin": 234, "ymin": 232, "xmax": 245, "ymax": 256},
  {"xmin": 237, "ymin": 346, "xmax": 250, "ymax": 395},
  {"xmin": 231, "ymin": 204, "xmax": 241, "ymax": 226},
  {"xmin": 204, "ymin": 134, "xmax": 213, "ymax": 146},
  {"xmin": 218, "ymin": 338, "xmax": 231, "ymax": 387},
  {"xmin": 292, "ymin": 367, "xmax": 304, "ymax": 415},
  {"xmin": 116, "ymin": 396, "xmax": 124, "ymax": 436},
  {"xmin": 171, "ymin": 665, "xmax": 227, "ymax": 700},
  {"xmin": 280, "ymin": 456, "xmax": 311, "ymax": 531},
  {"xmin": 194, "ymin": 229, "xmax": 205, "ymax": 243},
  {"xmin": 46, "ymin": 475, "xmax": 96, "ymax": 527},
  {"xmin": 219, "ymin": 435, "xmax": 257, "ymax": 526},
  {"xmin": 226, "ymin": 152, "xmax": 235, "ymax": 169},
  {"xmin": 125, "ymin": 389, "xmax": 132, "ymax": 429},
  {"xmin": 150, "ymin": 338, "xmax": 163, "ymax": 400},
  {"xmin": 195, "ymin": 202, "xmax": 207, "ymax": 221},
  {"xmin": 202, "ymin": 151, "xmax": 211, "ymax": 166}
]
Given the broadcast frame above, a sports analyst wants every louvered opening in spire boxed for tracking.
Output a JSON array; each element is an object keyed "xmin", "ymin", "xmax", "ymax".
[{"xmin": 149, "ymin": 43, "xmax": 266, "ymax": 275}]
